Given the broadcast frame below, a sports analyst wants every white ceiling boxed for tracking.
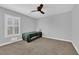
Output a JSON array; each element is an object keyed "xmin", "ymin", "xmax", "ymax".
[{"xmin": 0, "ymin": 4, "xmax": 74, "ymax": 19}]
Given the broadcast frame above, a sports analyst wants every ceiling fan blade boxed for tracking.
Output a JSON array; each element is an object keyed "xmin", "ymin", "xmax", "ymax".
[
  {"xmin": 40, "ymin": 4, "xmax": 43, "ymax": 7},
  {"xmin": 39, "ymin": 4, "xmax": 43, "ymax": 9},
  {"xmin": 40, "ymin": 11, "xmax": 45, "ymax": 14}
]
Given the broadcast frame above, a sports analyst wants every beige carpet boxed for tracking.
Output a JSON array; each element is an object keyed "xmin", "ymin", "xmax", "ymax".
[{"xmin": 0, "ymin": 37, "xmax": 78, "ymax": 55}]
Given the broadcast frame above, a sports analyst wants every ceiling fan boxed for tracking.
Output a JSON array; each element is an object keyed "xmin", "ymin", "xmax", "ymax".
[{"xmin": 31, "ymin": 4, "xmax": 45, "ymax": 14}]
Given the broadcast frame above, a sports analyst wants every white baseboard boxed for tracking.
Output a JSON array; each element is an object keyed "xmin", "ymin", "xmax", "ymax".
[
  {"xmin": 71, "ymin": 41, "xmax": 79, "ymax": 54},
  {"xmin": 0, "ymin": 39, "xmax": 22, "ymax": 46},
  {"xmin": 43, "ymin": 36, "xmax": 72, "ymax": 43}
]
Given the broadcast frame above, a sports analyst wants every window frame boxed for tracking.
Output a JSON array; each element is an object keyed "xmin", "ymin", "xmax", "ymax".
[{"xmin": 4, "ymin": 14, "xmax": 20, "ymax": 38}]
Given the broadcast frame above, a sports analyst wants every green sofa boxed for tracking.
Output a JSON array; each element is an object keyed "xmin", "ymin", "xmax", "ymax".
[{"xmin": 22, "ymin": 32, "xmax": 42, "ymax": 42}]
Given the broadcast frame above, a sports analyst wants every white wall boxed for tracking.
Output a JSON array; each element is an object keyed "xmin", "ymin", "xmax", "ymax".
[
  {"xmin": 72, "ymin": 5, "xmax": 79, "ymax": 53},
  {"xmin": 37, "ymin": 11, "xmax": 72, "ymax": 41}
]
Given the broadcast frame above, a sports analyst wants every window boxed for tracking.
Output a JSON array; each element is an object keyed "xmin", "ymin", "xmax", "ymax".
[{"xmin": 5, "ymin": 14, "xmax": 20, "ymax": 37}]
